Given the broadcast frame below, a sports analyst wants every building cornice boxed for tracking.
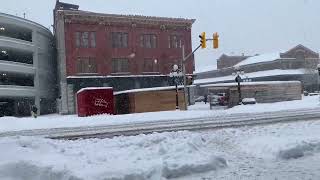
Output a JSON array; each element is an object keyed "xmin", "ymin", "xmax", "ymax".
[{"xmin": 58, "ymin": 10, "xmax": 195, "ymax": 29}]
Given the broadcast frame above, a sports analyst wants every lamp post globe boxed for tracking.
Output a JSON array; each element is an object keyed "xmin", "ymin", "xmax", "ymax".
[{"xmin": 173, "ymin": 64, "xmax": 179, "ymax": 71}]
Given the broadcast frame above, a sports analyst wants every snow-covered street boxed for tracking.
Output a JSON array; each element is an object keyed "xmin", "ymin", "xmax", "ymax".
[
  {"xmin": 1, "ymin": 119, "xmax": 320, "ymax": 179},
  {"xmin": 0, "ymin": 95, "xmax": 319, "ymax": 134}
]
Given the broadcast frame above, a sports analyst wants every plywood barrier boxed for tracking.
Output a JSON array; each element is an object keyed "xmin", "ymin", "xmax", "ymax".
[{"xmin": 115, "ymin": 88, "xmax": 186, "ymax": 114}]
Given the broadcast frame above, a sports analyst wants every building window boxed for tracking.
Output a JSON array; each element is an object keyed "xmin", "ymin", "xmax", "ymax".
[
  {"xmin": 143, "ymin": 59, "xmax": 159, "ymax": 72},
  {"xmin": 76, "ymin": 32, "xmax": 81, "ymax": 47},
  {"xmin": 140, "ymin": 34, "xmax": 157, "ymax": 48},
  {"xmin": 90, "ymin": 32, "xmax": 96, "ymax": 48},
  {"xmin": 112, "ymin": 58, "xmax": 129, "ymax": 73},
  {"xmin": 76, "ymin": 57, "xmax": 97, "ymax": 74},
  {"xmin": 75, "ymin": 32, "xmax": 96, "ymax": 48},
  {"xmin": 81, "ymin": 32, "xmax": 89, "ymax": 48},
  {"xmin": 168, "ymin": 35, "xmax": 183, "ymax": 48},
  {"xmin": 111, "ymin": 32, "xmax": 128, "ymax": 48}
]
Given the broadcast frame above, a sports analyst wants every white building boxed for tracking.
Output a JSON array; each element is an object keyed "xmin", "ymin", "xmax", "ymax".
[{"xmin": 0, "ymin": 13, "xmax": 56, "ymax": 116}]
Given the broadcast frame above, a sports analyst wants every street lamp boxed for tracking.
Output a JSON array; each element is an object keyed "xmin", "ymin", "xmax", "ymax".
[
  {"xmin": 170, "ymin": 64, "xmax": 181, "ymax": 110},
  {"xmin": 232, "ymin": 67, "xmax": 245, "ymax": 105}
]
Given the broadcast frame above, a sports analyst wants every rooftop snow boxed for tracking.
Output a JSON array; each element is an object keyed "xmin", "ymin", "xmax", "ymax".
[
  {"xmin": 195, "ymin": 66, "xmax": 217, "ymax": 73},
  {"xmin": 114, "ymin": 86, "xmax": 185, "ymax": 95},
  {"xmin": 194, "ymin": 69, "xmax": 306, "ymax": 85},
  {"xmin": 235, "ymin": 52, "xmax": 280, "ymax": 67},
  {"xmin": 77, "ymin": 87, "xmax": 113, "ymax": 94}
]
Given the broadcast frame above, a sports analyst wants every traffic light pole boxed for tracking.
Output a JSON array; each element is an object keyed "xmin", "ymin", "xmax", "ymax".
[
  {"xmin": 181, "ymin": 44, "xmax": 202, "ymax": 110},
  {"xmin": 181, "ymin": 35, "xmax": 216, "ymax": 110}
]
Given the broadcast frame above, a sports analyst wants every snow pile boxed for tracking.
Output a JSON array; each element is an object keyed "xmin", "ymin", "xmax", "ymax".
[
  {"xmin": 1, "ymin": 116, "xmax": 320, "ymax": 179},
  {"xmin": 0, "ymin": 161, "xmax": 79, "ymax": 180},
  {"xmin": 162, "ymin": 155, "xmax": 226, "ymax": 179},
  {"xmin": 0, "ymin": 131, "xmax": 227, "ymax": 180},
  {"xmin": 236, "ymin": 119, "xmax": 320, "ymax": 161},
  {"xmin": 278, "ymin": 141, "xmax": 320, "ymax": 160}
]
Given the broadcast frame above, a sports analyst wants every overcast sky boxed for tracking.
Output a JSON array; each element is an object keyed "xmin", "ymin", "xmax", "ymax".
[{"xmin": 1, "ymin": 0, "xmax": 319, "ymax": 72}]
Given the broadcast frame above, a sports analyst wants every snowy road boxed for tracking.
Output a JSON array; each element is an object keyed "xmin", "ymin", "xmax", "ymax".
[{"xmin": 1, "ymin": 107, "xmax": 320, "ymax": 139}]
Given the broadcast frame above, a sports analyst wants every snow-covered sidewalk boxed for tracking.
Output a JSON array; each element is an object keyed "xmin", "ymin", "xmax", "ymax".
[
  {"xmin": 0, "ymin": 117, "xmax": 320, "ymax": 179},
  {"xmin": 0, "ymin": 95, "xmax": 319, "ymax": 133}
]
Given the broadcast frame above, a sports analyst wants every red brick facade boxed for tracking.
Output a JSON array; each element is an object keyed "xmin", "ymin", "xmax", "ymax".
[{"xmin": 62, "ymin": 12, "xmax": 195, "ymax": 76}]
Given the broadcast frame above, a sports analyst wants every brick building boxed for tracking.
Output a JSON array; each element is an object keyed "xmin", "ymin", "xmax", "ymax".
[{"xmin": 54, "ymin": 1, "xmax": 195, "ymax": 114}]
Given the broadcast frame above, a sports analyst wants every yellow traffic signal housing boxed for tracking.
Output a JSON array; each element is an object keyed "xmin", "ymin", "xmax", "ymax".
[
  {"xmin": 213, "ymin": 32, "xmax": 219, "ymax": 49},
  {"xmin": 199, "ymin": 32, "xmax": 206, "ymax": 49}
]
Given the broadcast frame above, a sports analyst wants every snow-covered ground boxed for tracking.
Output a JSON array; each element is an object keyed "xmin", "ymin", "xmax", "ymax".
[
  {"xmin": 0, "ymin": 118, "xmax": 320, "ymax": 179},
  {"xmin": 0, "ymin": 95, "xmax": 319, "ymax": 133}
]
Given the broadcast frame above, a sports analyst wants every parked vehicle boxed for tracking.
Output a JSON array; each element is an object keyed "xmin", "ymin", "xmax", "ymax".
[
  {"xmin": 242, "ymin": 98, "xmax": 256, "ymax": 105},
  {"xmin": 195, "ymin": 96, "xmax": 205, "ymax": 102},
  {"xmin": 209, "ymin": 93, "xmax": 228, "ymax": 106}
]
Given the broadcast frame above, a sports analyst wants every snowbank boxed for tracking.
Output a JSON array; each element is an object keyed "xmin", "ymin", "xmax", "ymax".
[
  {"xmin": 0, "ymin": 131, "xmax": 227, "ymax": 180},
  {"xmin": 1, "ymin": 115, "xmax": 320, "ymax": 179},
  {"xmin": 0, "ymin": 161, "xmax": 80, "ymax": 180},
  {"xmin": 236, "ymin": 119, "xmax": 320, "ymax": 160}
]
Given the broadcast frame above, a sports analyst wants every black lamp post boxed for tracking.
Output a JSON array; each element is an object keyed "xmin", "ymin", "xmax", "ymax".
[
  {"xmin": 233, "ymin": 68, "xmax": 245, "ymax": 105},
  {"xmin": 317, "ymin": 64, "xmax": 320, "ymax": 93},
  {"xmin": 170, "ymin": 64, "xmax": 181, "ymax": 110}
]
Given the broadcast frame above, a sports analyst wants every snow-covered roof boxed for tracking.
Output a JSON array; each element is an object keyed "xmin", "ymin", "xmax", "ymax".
[
  {"xmin": 194, "ymin": 69, "xmax": 306, "ymax": 85},
  {"xmin": 114, "ymin": 86, "xmax": 185, "ymax": 95},
  {"xmin": 235, "ymin": 52, "xmax": 280, "ymax": 67},
  {"xmin": 195, "ymin": 66, "xmax": 217, "ymax": 73},
  {"xmin": 200, "ymin": 81, "xmax": 301, "ymax": 88},
  {"xmin": 77, "ymin": 87, "xmax": 113, "ymax": 94}
]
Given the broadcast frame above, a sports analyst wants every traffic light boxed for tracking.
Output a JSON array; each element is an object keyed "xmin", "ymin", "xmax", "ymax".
[
  {"xmin": 213, "ymin": 32, "xmax": 219, "ymax": 49},
  {"xmin": 199, "ymin": 32, "xmax": 206, "ymax": 49}
]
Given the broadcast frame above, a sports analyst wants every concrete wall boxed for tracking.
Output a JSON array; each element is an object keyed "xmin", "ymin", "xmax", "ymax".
[
  {"xmin": 228, "ymin": 82, "xmax": 302, "ymax": 107},
  {"xmin": 206, "ymin": 81, "xmax": 302, "ymax": 108}
]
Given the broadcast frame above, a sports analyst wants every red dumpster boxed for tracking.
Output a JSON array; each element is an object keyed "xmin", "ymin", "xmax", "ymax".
[{"xmin": 77, "ymin": 87, "xmax": 114, "ymax": 117}]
